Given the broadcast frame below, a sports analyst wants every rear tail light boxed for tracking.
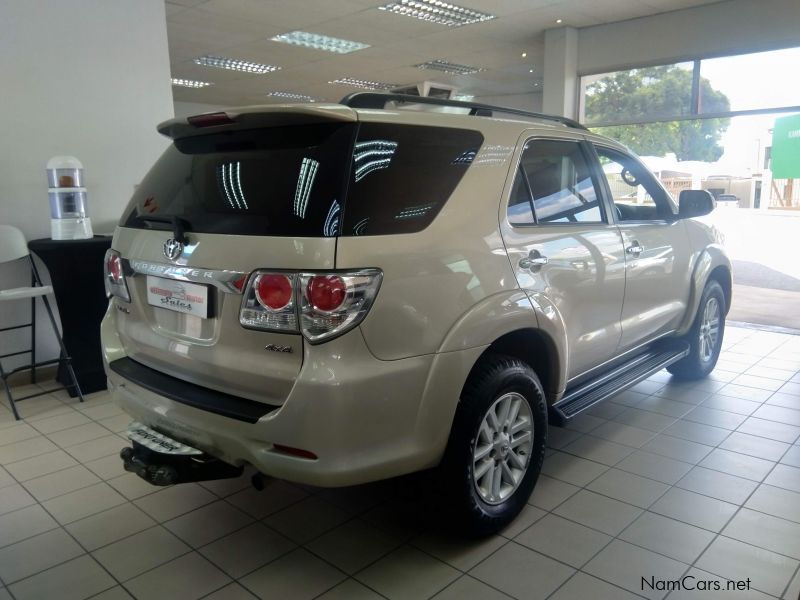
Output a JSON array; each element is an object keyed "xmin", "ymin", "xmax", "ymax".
[
  {"xmin": 240, "ymin": 272, "xmax": 298, "ymax": 331},
  {"xmin": 298, "ymin": 271, "xmax": 382, "ymax": 343},
  {"xmin": 255, "ymin": 274, "xmax": 293, "ymax": 310},
  {"xmin": 104, "ymin": 249, "xmax": 130, "ymax": 302},
  {"xmin": 239, "ymin": 269, "xmax": 382, "ymax": 343},
  {"xmin": 306, "ymin": 275, "xmax": 346, "ymax": 312}
]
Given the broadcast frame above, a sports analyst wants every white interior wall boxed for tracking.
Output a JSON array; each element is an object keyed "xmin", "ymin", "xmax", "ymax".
[{"xmin": 0, "ymin": 0, "xmax": 173, "ymax": 371}]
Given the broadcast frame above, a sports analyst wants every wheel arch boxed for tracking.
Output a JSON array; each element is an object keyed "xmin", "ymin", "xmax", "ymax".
[
  {"xmin": 476, "ymin": 329, "xmax": 561, "ymax": 404},
  {"xmin": 677, "ymin": 244, "xmax": 732, "ymax": 335}
]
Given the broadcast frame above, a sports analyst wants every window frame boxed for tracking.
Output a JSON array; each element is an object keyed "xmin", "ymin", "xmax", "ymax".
[
  {"xmin": 504, "ymin": 135, "xmax": 611, "ymax": 228},
  {"xmin": 588, "ymin": 143, "xmax": 679, "ymax": 225}
]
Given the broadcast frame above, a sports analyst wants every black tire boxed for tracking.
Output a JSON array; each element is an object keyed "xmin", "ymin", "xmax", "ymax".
[
  {"xmin": 439, "ymin": 354, "xmax": 548, "ymax": 536},
  {"xmin": 667, "ymin": 280, "xmax": 726, "ymax": 380}
]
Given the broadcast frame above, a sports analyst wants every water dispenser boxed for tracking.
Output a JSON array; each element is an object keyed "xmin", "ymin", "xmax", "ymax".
[{"xmin": 47, "ymin": 156, "xmax": 93, "ymax": 240}]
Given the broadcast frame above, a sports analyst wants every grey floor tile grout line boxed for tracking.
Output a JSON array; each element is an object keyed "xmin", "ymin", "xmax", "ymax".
[
  {"xmin": 529, "ymin": 445, "xmax": 672, "ymax": 599},
  {"xmin": 664, "ymin": 419, "xmax": 800, "ymax": 600},
  {"xmin": 541, "ymin": 444, "xmax": 800, "ymax": 529},
  {"xmin": 2, "ymin": 332, "xmax": 798, "ymax": 600},
  {"xmin": 0, "ymin": 443, "xmax": 129, "ymax": 600},
  {"xmin": 532, "ymin": 376, "xmax": 800, "ymax": 596},
  {"xmin": 782, "ymin": 563, "xmax": 800, "ymax": 600}
]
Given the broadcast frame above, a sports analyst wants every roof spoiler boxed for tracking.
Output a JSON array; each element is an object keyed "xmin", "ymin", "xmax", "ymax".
[{"xmin": 157, "ymin": 104, "xmax": 357, "ymax": 140}]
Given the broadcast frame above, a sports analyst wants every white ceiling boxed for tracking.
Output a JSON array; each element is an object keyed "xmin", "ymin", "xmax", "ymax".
[{"xmin": 166, "ymin": 0, "xmax": 724, "ymax": 106}]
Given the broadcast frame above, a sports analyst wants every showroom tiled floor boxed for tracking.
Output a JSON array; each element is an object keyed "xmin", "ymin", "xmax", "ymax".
[{"xmin": 1, "ymin": 325, "xmax": 800, "ymax": 600}]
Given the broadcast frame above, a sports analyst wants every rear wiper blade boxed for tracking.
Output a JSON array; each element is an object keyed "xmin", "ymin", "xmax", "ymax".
[{"xmin": 133, "ymin": 215, "xmax": 191, "ymax": 244}]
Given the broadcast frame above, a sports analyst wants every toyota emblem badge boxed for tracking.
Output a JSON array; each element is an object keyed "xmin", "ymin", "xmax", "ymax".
[{"xmin": 163, "ymin": 238, "xmax": 183, "ymax": 261}]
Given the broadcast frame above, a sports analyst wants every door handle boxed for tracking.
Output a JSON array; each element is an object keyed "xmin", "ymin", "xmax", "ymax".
[
  {"xmin": 626, "ymin": 242, "xmax": 644, "ymax": 255},
  {"xmin": 519, "ymin": 250, "xmax": 548, "ymax": 270}
]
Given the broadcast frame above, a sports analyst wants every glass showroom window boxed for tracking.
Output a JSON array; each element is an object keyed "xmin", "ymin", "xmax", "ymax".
[{"xmin": 579, "ymin": 46, "xmax": 800, "ymax": 210}]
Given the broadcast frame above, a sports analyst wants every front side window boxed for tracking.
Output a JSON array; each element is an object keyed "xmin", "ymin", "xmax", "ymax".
[
  {"xmin": 595, "ymin": 146, "xmax": 676, "ymax": 221},
  {"xmin": 508, "ymin": 139, "xmax": 604, "ymax": 225}
]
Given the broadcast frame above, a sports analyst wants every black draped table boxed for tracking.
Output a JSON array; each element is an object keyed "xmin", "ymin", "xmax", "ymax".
[{"xmin": 28, "ymin": 236, "xmax": 112, "ymax": 395}]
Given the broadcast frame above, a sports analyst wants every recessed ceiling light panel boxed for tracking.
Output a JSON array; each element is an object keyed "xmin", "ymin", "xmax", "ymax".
[
  {"xmin": 378, "ymin": 0, "xmax": 495, "ymax": 27},
  {"xmin": 171, "ymin": 78, "xmax": 213, "ymax": 88},
  {"xmin": 266, "ymin": 91, "xmax": 318, "ymax": 102},
  {"xmin": 271, "ymin": 31, "xmax": 369, "ymax": 54},
  {"xmin": 329, "ymin": 77, "xmax": 398, "ymax": 90},
  {"xmin": 193, "ymin": 55, "xmax": 280, "ymax": 74},
  {"xmin": 416, "ymin": 59, "xmax": 485, "ymax": 75}
]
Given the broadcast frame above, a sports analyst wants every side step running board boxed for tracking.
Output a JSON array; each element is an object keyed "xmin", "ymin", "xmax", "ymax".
[{"xmin": 550, "ymin": 342, "xmax": 690, "ymax": 425}]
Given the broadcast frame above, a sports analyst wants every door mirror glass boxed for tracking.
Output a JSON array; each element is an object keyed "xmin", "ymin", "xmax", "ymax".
[{"xmin": 679, "ymin": 190, "xmax": 715, "ymax": 218}]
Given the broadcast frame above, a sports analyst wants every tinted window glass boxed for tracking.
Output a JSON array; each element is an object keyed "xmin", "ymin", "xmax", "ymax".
[
  {"xmin": 120, "ymin": 123, "xmax": 354, "ymax": 237},
  {"xmin": 595, "ymin": 146, "xmax": 675, "ymax": 221},
  {"xmin": 517, "ymin": 140, "xmax": 604, "ymax": 224},
  {"xmin": 507, "ymin": 167, "xmax": 536, "ymax": 226},
  {"xmin": 341, "ymin": 123, "xmax": 484, "ymax": 236}
]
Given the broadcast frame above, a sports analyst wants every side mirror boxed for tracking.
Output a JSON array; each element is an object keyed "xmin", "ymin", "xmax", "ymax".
[{"xmin": 679, "ymin": 190, "xmax": 715, "ymax": 219}]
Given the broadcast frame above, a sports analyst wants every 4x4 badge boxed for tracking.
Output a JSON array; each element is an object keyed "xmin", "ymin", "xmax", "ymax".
[{"xmin": 163, "ymin": 238, "xmax": 183, "ymax": 261}]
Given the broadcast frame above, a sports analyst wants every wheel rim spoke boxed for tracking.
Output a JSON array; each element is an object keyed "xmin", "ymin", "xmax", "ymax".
[
  {"xmin": 496, "ymin": 396, "xmax": 511, "ymax": 429},
  {"xmin": 472, "ymin": 392, "xmax": 534, "ymax": 505},
  {"xmin": 474, "ymin": 443, "xmax": 492, "ymax": 461},
  {"xmin": 510, "ymin": 431, "xmax": 531, "ymax": 449},
  {"xmin": 486, "ymin": 410, "xmax": 500, "ymax": 433},
  {"xmin": 507, "ymin": 449, "xmax": 526, "ymax": 469},
  {"xmin": 491, "ymin": 463, "xmax": 503, "ymax": 498},
  {"xmin": 501, "ymin": 461, "xmax": 517, "ymax": 485},
  {"xmin": 474, "ymin": 458, "xmax": 492, "ymax": 481},
  {"xmin": 698, "ymin": 296, "xmax": 721, "ymax": 362}
]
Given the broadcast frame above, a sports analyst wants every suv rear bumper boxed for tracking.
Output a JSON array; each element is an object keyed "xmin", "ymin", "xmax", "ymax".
[{"xmin": 102, "ymin": 307, "xmax": 483, "ymax": 487}]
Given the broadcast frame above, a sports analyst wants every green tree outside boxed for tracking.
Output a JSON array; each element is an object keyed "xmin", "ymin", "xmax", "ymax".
[{"xmin": 585, "ymin": 65, "xmax": 731, "ymax": 161}]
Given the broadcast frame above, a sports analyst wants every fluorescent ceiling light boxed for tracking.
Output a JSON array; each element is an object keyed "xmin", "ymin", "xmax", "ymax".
[
  {"xmin": 378, "ymin": 0, "xmax": 495, "ymax": 27},
  {"xmin": 171, "ymin": 78, "xmax": 213, "ymax": 88},
  {"xmin": 416, "ymin": 59, "xmax": 485, "ymax": 75},
  {"xmin": 271, "ymin": 31, "xmax": 369, "ymax": 54},
  {"xmin": 266, "ymin": 91, "xmax": 318, "ymax": 102},
  {"xmin": 329, "ymin": 77, "xmax": 397, "ymax": 90},
  {"xmin": 193, "ymin": 55, "xmax": 280, "ymax": 73}
]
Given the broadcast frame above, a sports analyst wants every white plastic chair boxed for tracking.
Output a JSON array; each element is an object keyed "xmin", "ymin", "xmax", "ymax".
[{"xmin": 0, "ymin": 225, "xmax": 84, "ymax": 419}]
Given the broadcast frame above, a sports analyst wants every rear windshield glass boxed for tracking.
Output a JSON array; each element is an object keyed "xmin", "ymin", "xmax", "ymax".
[
  {"xmin": 342, "ymin": 123, "xmax": 484, "ymax": 236},
  {"xmin": 120, "ymin": 121, "xmax": 483, "ymax": 237},
  {"xmin": 120, "ymin": 123, "xmax": 354, "ymax": 237}
]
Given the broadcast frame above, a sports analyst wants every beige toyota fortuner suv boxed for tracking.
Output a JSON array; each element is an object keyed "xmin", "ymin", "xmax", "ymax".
[{"xmin": 102, "ymin": 93, "xmax": 731, "ymax": 535}]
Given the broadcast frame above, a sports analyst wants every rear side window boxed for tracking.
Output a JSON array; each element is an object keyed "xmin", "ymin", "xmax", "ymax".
[
  {"xmin": 508, "ymin": 139, "xmax": 605, "ymax": 225},
  {"xmin": 341, "ymin": 123, "xmax": 484, "ymax": 236},
  {"xmin": 120, "ymin": 123, "xmax": 354, "ymax": 237}
]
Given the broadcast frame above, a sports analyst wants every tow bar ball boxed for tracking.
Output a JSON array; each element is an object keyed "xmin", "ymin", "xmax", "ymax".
[
  {"xmin": 120, "ymin": 447, "xmax": 179, "ymax": 486},
  {"xmin": 119, "ymin": 444, "xmax": 244, "ymax": 486}
]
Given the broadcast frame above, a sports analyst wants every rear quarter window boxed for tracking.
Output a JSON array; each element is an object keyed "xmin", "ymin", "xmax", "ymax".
[{"xmin": 341, "ymin": 123, "xmax": 484, "ymax": 236}]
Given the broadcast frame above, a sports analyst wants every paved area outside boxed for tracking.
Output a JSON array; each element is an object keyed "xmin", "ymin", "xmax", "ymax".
[
  {"xmin": 0, "ymin": 325, "xmax": 799, "ymax": 600},
  {"xmin": 705, "ymin": 209, "xmax": 800, "ymax": 332}
]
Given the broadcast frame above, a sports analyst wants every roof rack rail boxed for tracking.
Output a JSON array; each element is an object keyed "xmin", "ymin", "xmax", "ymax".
[{"xmin": 339, "ymin": 92, "xmax": 588, "ymax": 131}]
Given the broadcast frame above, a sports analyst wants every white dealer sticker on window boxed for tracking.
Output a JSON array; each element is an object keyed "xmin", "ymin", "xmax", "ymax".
[{"xmin": 146, "ymin": 275, "xmax": 209, "ymax": 318}]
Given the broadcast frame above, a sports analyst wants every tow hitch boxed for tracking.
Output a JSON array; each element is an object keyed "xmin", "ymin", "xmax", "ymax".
[{"xmin": 120, "ymin": 422, "xmax": 243, "ymax": 486}]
